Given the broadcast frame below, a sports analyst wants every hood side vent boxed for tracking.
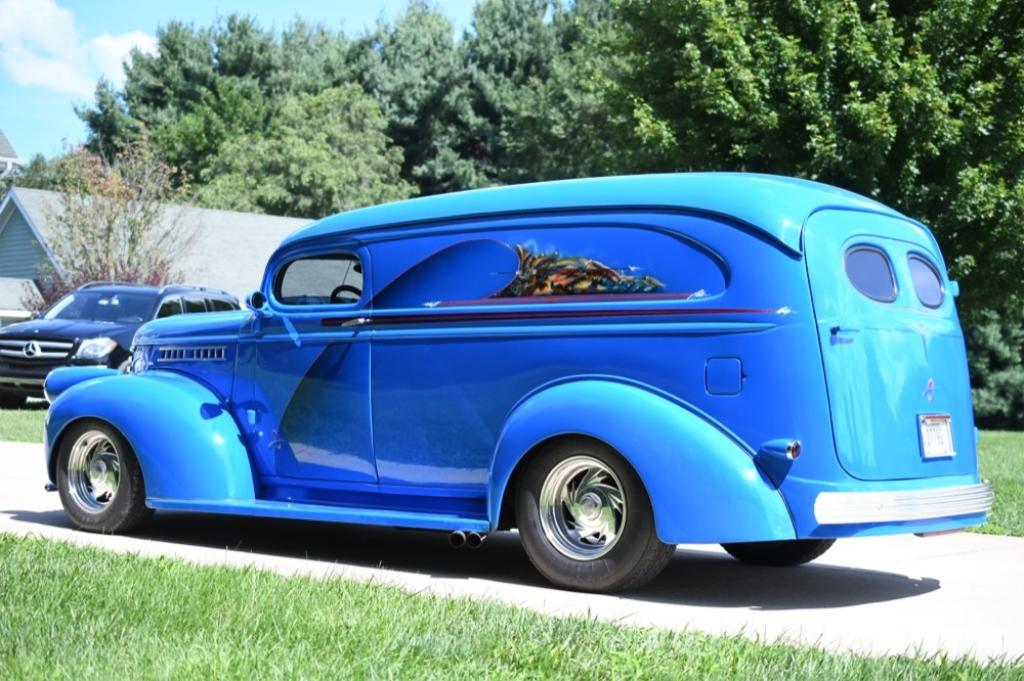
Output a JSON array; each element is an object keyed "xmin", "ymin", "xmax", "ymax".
[{"xmin": 157, "ymin": 346, "xmax": 226, "ymax": 362}]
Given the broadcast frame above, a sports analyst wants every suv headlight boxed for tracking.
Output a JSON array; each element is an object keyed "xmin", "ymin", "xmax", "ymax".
[{"xmin": 75, "ymin": 337, "xmax": 118, "ymax": 361}]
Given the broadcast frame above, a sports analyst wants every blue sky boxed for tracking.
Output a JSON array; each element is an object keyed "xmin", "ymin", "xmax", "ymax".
[{"xmin": 0, "ymin": 0, "xmax": 476, "ymax": 160}]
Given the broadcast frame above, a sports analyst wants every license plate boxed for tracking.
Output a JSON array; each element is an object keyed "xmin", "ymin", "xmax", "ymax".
[{"xmin": 919, "ymin": 414, "xmax": 955, "ymax": 459}]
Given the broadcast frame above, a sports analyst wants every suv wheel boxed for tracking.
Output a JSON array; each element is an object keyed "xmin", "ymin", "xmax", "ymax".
[
  {"xmin": 56, "ymin": 420, "xmax": 152, "ymax": 533},
  {"xmin": 515, "ymin": 437, "xmax": 675, "ymax": 592}
]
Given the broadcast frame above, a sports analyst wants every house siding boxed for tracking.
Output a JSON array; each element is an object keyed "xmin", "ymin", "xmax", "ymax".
[{"xmin": 0, "ymin": 210, "xmax": 48, "ymax": 279}]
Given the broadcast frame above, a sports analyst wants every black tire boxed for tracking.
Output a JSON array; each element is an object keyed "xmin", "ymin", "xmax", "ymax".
[
  {"xmin": 515, "ymin": 437, "xmax": 675, "ymax": 593},
  {"xmin": 0, "ymin": 391, "xmax": 26, "ymax": 409},
  {"xmin": 721, "ymin": 539, "xmax": 835, "ymax": 567},
  {"xmin": 56, "ymin": 420, "xmax": 152, "ymax": 533}
]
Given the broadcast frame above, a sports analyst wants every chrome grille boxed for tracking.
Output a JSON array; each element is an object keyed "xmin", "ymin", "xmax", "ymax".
[
  {"xmin": 0, "ymin": 338, "xmax": 74, "ymax": 361},
  {"xmin": 157, "ymin": 346, "xmax": 226, "ymax": 362}
]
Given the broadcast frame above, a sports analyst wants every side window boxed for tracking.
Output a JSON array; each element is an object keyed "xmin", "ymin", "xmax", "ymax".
[
  {"xmin": 156, "ymin": 297, "xmax": 183, "ymax": 318},
  {"xmin": 845, "ymin": 246, "xmax": 897, "ymax": 303},
  {"xmin": 371, "ymin": 226, "xmax": 725, "ymax": 309},
  {"xmin": 208, "ymin": 298, "xmax": 237, "ymax": 312},
  {"xmin": 275, "ymin": 253, "xmax": 363, "ymax": 305},
  {"xmin": 183, "ymin": 297, "xmax": 207, "ymax": 313},
  {"xmin": 907, "ymin": 255, "xmax": 944, "ymax": 308}
]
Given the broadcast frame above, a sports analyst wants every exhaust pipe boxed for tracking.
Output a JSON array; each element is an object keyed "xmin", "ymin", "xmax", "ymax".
[
  {"xmin": 466, "ymin": 532, "xmax": 486, "ymax": 549},
  {"xmin": 448, "ymin": 531, "xmax": 466, "ymax": 548}
]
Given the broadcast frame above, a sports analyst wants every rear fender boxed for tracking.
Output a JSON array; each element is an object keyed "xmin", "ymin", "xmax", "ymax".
[
  {"xmin": 488, "ymin": 379, "xmax": 795, "ymax": 543},
  {"xmin": 46, "ymin": 370, "xmax": 256, "ymax": 501}
]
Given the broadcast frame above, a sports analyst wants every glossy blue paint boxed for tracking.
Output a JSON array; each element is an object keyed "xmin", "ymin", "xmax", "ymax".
[
  {"xmin": 45, "ymin": 369, "xmax": 256, "ymax": 501},
  {"xmin": 280, "ymin": 173, "xmax": 900, "ymax": 254},
  {"xmin": 43, "ymin": 173, "xmax": 988, "ymax": 544},
  {"xmin": 705, "ymin": 357, "xmax": 743, "ymax": 395},
  {"xmin": 489, "ymin": 379, "xmax": 796, "ymax": 543},
  {"xmin": 43, "ymin": 365, "xmax": 118, "ymax": 402},
  {"xmin": 804, "ymin": 210, "xmax": 977, "ymax": 481}
]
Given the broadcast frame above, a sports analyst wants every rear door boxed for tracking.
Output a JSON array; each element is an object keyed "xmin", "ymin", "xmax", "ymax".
[{"xmin": 804, "ymin": 210, "xmax": 977, "ymax": 481}]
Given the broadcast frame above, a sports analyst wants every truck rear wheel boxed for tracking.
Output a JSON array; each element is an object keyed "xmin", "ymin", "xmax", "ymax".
[
  {"xmin": 515, "ymin": 437, "xmax": 675, "ymax": 593},
  {"xmin": 56, "ymin": 420, "xmax": 152, "ymax": 533},
  {"xmin": 721, "ymin": 539, "xmax": 835, "ymax": 567}
]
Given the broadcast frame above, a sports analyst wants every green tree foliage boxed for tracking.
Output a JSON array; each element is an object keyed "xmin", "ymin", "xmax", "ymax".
[
  {"xmin": 499, "ymin": 0, "xmax": 628, "ymax": 180},
  {"xmin": 463, "ymin": 0, "xmax": 560, "ymax": 184},
  {"xmin": 0, "ymin": 154, "xmax": 63, "ymax": 195},
  {"xmin": 196, "ymin": 85, "xmax": 413, "ymax": 218},
  {"xmin": 74, "ymin": 2, "xmax": 606, "ymax": 200},
  {"xmin": 601, "ymin": 0, "xmax": 1024, "ymax": 314},
  {"xmin": 967, "ymin": 305, "xmax": 1024, "ymax": 428},
  {"xmin": 357, "ymin": 2, "xmax": 484, "ymax": 194}
]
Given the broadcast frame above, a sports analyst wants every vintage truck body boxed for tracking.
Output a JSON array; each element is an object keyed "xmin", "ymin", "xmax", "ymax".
[{"xmin": 44, "ymin": 173, "xmax": 993, "ymax": 591}]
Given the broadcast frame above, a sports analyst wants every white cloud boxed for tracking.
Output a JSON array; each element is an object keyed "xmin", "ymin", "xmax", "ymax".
[{"xmin": 0, "ymin": 0, "xmax": 156, "ymax": 98}]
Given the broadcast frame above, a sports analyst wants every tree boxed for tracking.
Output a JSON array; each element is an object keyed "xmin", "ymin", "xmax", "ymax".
[
  {"xmin": 0, "ymin": 154, "xmax": 63, "ymax": 195},
  {"xmin": 966, "ymin": 304, "xmax": 1024, "ymax": 428},
  {"xmin": 195, "ymin": 85, "xmax": 414, "ymax": 218},
  {"xmin": 24, "ymin": 140, "xmax": 193, "ymax": 312},
  {"xmin": 499, "ymin": 0, "xmax": 626, "ymax": 181},
  {"xmin": 358, "ymin": 2, "xmax": 485, "ymax": 194},
  {"xmin": 600, "ymin": 0, "xmax": 1024, "ymax": 313},
  {"xmin": 461, "ymin": 0, "xmax": 561, "ymax": 184}
]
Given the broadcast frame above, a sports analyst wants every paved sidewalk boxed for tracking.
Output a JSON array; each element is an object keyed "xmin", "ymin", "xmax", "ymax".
[{"xmin": 1, "ymin": 440, "xmax": 1021, "ymax": 662}]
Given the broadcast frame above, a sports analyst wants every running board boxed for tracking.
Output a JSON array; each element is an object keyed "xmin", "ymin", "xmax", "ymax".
[{"xmin": 146, "ymin": 497, "xmax": 491, "ymax": 533}]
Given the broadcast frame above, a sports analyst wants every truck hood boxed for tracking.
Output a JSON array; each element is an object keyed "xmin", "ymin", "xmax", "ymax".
[{"xmin": 134, "ymin": 310, "xmax": 250, "ymax": 346}]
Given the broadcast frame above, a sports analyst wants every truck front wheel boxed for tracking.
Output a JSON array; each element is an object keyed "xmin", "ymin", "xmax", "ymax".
[{"xmin": 56, "ymin": 420, "xmax": 152, "ymax": 533}]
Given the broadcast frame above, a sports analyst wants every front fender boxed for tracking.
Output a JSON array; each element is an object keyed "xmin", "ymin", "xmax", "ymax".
[
  {"xmin": 488, "ymin": 379, "xmax": 795, "ymax": 543},
  {"xmin": 46, "ymin": 370, "xmax": 256, "ymax": 502}
]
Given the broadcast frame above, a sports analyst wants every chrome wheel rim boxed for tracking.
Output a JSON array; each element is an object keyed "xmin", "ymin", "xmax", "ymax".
[
  {"xmin": 66, "ymin": 430, "xmax": 120, "ymax": 513},
  {"xmin": 538, "ymin": 455, "xmax": 627, "ymax": 560}
]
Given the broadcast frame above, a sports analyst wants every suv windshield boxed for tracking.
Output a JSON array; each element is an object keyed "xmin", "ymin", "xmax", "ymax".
[{"xmin": 44, "ymin": 290, "xmax": 156, "ymax": 323}]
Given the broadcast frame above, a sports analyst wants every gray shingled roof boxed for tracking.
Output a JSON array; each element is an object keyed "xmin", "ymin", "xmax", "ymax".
[
  {"xmin": 0, "ymin": 130, "xmax": 17, "ymax": 160},
  {"xmin": 7, "ymin": 188, "xmax": 310, "ymax": 301}
]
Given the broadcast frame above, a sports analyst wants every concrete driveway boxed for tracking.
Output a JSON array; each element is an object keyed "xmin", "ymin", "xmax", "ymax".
[{"xmin": 1, "ymin": 440, "xmax": 1021, "ymax": 662}]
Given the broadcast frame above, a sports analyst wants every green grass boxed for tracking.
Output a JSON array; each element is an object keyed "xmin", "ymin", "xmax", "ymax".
[
  {"xmin": 0, "ymin": 402, "xmax": 45, "ymax": 443},
  {"xmin": 975, "ymin": 431, "xmax": 1024, "ymax": 537},
  {"xmin": 2, "ymin": 405, "xmax": 1022, "ymax": 535},
  {"xmin": 0, "ymin": 534, "xmax": 1019, "ymax": 680}
]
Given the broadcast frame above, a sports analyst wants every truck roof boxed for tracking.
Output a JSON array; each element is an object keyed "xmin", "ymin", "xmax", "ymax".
[{"xmin": 280, "ymin": 173, "xmax": 906, "ymax": 254}]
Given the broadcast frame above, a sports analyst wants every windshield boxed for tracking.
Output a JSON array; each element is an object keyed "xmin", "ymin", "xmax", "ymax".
[{"xmin": 44, "ymin": 290, "xmax": 156, "ymax": 323}]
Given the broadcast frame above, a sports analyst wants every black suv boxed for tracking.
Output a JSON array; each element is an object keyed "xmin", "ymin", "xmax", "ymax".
[{"xmin": 0, "ymin": 282, "xmax": 238, "ymax": 407}]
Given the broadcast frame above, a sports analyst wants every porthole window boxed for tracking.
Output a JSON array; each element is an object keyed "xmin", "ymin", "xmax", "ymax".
[
  {"xmin": 907, "ymin": 254, "xmax": 944, "ymax": 308},
  {"xmin": 844, "ymin": 246, "xmax": 897, "ymax": 303}
]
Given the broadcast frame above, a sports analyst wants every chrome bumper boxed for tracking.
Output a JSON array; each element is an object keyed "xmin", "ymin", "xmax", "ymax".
[
  {"xmin": 814, "ymin": 482, "xmax": 994, "ymax": 525},
  {"xmin": 0, "ymin": 376, "xmax": 45, "ymax": 386}
]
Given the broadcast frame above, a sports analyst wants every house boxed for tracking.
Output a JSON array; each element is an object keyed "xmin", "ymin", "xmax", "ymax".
[
  {"xmin": 0, "ymin": 187, "xmax": 310, "ymax": 325},
  {"xmin": 0, "ymin": 129, "xmax": 24, "ymax": 179}
]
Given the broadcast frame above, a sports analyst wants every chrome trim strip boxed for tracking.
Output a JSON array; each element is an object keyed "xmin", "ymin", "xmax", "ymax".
[
  {"xmin": 814, "ymin": 482, "xmax": 994, "ymax": 525},
  {"xmin": 0, "ymin": 340, "xmax": 73, "ymax": 349},
  {"xmin": 0, "ymin": 349, "xmax": 68, "ymax": 359},
  {"xmin": 0, "ymin": 376, "xmax": 45, "ymax": 386}
]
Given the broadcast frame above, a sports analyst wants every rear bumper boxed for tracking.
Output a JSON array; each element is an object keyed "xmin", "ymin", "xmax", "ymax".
[{"xmin": 814, "ymin": 482, "xmax": 994, "ymax": 525}]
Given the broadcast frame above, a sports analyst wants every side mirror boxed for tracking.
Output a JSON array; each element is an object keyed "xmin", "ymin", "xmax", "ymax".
[
  {"xmin": 947, "ymin": 281, "xmax": 960, "ymax": 298},
  {"xmin": 246, "ymin": 291, "xmax": 269, "ymax": 317}
]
